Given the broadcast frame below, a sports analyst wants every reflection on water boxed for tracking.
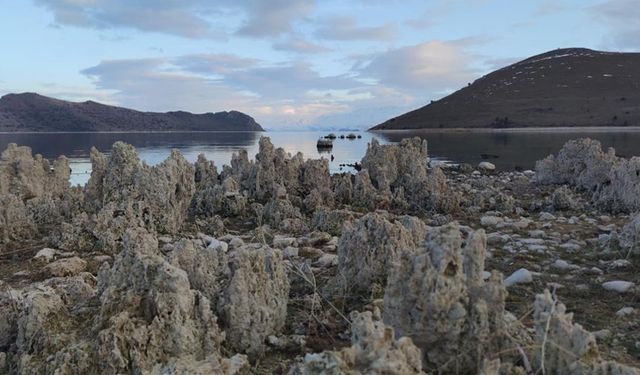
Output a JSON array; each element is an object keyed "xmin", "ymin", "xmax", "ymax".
[
  {"xmin": 374, "ymin": 128, "xmax": 640, "ymax": 170},
  {"xmin": 2, "ymin": 128, "xmax": 640, "ymax": 186}
]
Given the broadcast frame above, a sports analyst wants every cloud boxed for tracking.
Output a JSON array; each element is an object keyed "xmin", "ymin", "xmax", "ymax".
[
  {"xmin": 34, "ymin": 0, "xmax": 316, "ymax": 39},
  {"xmin": 316, "ymin": 16, "xmax": 395, "ymax": 41},
  {"xmin": 236, "ymin": 0, "xmax": 316, "ymax": 37},
  {"xmin": 80, "ymin": 55, "xmax": 371, "ymax": 127},
  {"xmin": 360, "ymin": 41, "xmax": 478, "ymax": 92},
  {"xmin": 273, "ymin": 37, "xmax": 331, "ymax": 54},
  {"xmin": 35, "ymin": 0, "xmax": 222, "ymax": 38},
  {"xmin": 590, "ymin": 0, "xmax": 640, "ymax": 49}
]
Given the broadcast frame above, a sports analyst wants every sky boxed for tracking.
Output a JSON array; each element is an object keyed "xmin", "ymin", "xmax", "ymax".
[{"xmin": 0, "ymin": 0, "xmax": 637, "ymax": 130}]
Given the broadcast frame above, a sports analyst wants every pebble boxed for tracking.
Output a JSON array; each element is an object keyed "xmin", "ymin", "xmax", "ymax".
[
  {"xmin": 314, "ymin": 253, "xmax": 337, "ymax": 268},
  {"xmin": 559, "ymin": 243, "xmax": 581, "ymax": 252},
  {"xmin": 588, "ymin": 267, "xmax": 604, "ymax": 275},
  {"xmin": 480, "ymin": 216, "xmax": 503, "ymax": 227},
  {"xmin": 482, "ymin": 271, "xmax": 492, "ymax": 280},
  {"xmin": 593, "ymin": 329, "xmax": 612, "ymax": 340},
  {"xmin": 273, "ymin": 236, "xmax": 297, "ymax": 249},
  {"xmin": 616, "ymin": 307, "xmax": 635, "ymax": 317},
  {"xmin": 478, "ymin": 162, "xmax": 496, "ymax": 171},
  {"xmin": 528, "ymin": 245, "xmax": 547, "ymax": 253},
  {"xmin": 283, "ymin": 246, "xmax": 299, "ymax": 259},
  {"xmin": 551, "ymin": 259, "xmax": 572, "ymax": 270},
  {"xmin": 602, "ymin": 280, "xmax": 634, "ymax": 293},
  {"xmin": 207, "ymin": 239, "xmax": 228, "ymax": 252},
  {"xmin": 93, "ymin": 255, "xmax": 112, "ymax": 264},
  {"xmin": 504, "ymin": 268, "xmax": 533, "ymax": 287},
  {"xmin": 528, "ymin": 230, "xmax": 545, "ymax": 238},
  {"xmin": 229, "ymin": 237, "xmax": 245, "ymax": 248},
  {"xmin": 513, "ymin": 218, "xmax": 532, "ymax": 229},
  {"xmin": 157, "ymin": 236, "xmax": 173, "ymax": 244},
  {"xmin": 608, "ymin": 259, "xmax": 631, "ymax": 269},
  {"xmin": 42, "ymin": 257, "xmax": 87, "ymax": 277},
  {"xmin": 33, "ymin": 248, "xmax": 58, "ymax": 263},
  {"xmin": 520, "ymin": 238, "xmax": 545, "ymax": 245},
  {"xmin": 539, "ymin": 212, "xmax": 556, "ymax": 221}
]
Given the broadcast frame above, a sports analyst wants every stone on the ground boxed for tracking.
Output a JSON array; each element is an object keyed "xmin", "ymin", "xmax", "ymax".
[
  {"xmin": 602, "ymin": 280, "xmax": 634, "ymax": 293},
  {"xmin": 42, "ymin": 256, "xmax": 87, "ymax": 277},
  {"xmin": 504, "ymin": 268, "xmax": 533, "ymax": 287}
]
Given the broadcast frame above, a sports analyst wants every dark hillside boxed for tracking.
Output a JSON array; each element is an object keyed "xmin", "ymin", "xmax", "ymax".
[
  {"xmin": 0, "ymin": 93, "xmax": 264, "ymax": 132},
  {"xmin": 372, "ymin": 48, "xmax": 640, "ymax": 130}
]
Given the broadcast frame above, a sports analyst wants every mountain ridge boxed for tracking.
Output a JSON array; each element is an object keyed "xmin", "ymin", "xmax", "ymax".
[
  {"xmin": 0, "ymin": 92, "xmax": 264, "ymax": 132},
  {"xmin": 371, "ymin": 48, "xmax": 640, "ymax": 130}
]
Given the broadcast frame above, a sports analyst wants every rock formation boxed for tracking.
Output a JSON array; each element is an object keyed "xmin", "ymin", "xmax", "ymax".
[
  {"xmin": 533, "ymin": 290, "xmax": 640, "ymax": 375},
  {"xmin": 335, "ymin": 213, "xmax": 427, "ymax": 297},
  {"xmin": 536, "ymin": 138, "xmax": 640, "ymax": 212},
  {"xmin": 360, "ymin": 138, "xmax": 460, "ymax": 213},
  {"xmin": 383, "ymin": 223, "xmax": 514, "ymax": 373},
  {"xmin": 288, "ymin": 311, "xmax": 424, "ymax": 374}
]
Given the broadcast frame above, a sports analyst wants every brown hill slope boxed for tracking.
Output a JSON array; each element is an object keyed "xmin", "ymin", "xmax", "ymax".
[
  {"xmin": 372, "ymin": 48, "xmax": 640, "ymax": 130},
  {"xmin": 0, "ymin": 93, "xmax": 264, "ymax": 132}
]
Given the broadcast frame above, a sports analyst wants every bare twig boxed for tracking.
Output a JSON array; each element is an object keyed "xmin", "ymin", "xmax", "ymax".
[
  {"xmin": 538, "ymin": 287, "xmax": 558, "ymax": 375},
  {"xmin": 288, "ymin": 262, "xmax": 351, "ymax": 326}
]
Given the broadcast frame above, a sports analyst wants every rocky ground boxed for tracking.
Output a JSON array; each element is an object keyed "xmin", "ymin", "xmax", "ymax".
[{"xmin": 0, "ymin": 136, "xmax": 638, "ymax": 374}]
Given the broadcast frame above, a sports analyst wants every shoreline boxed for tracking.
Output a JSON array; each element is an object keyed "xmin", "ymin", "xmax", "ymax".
[{"xmin": 369, "ymin": 125, "xmax": 640, "ymax": 133}]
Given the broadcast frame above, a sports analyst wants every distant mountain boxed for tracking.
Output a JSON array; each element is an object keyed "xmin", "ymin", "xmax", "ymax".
[
  {"xmin": 0, "ymin": 93, "xmax": 264, "ymax": 132},
  {"xmin": 371, "ymin": 48, "xmax": 640, "ymax": 130}
]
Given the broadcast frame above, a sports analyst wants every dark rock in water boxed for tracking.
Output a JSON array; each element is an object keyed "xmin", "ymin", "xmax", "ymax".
[
  {"xmin": 357, "ymin": 134, "xmax": 362, "ymax": 139},
  {"xmin": 326, "ymin": 133, "xmax": 337, "ymax": 139},
  {"xmin": 339, "ymin": 135, "xmax": 346, "ymax": 139},
  {"xmin": 346, "ymin": 133, "xmax": 357, "ymax": 139},
  {"xmin": 316, "ymin": 139, "xmax": 333, "ymax": 149},
  {"xmin": 0, "ymin": 92, "xmax": 264, "ymax": 132},
  {"xmin": 481, "ymin": 153, "xmax": 499, "ymax": 159}
]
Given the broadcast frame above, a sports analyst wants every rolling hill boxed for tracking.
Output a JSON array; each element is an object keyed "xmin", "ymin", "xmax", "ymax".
[
  {"xmin": 0, "ymin": 93, "xmax": 264, "ymax": 132},
  {"xmin": 371, "ymin": 48, "xmax": 640, "ymax": 130}
]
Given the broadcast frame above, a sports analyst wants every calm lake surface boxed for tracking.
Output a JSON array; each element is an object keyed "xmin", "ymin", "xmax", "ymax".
[{"xmin": 2, "ymin": 128, "xmax": 640, "ymax": 186}]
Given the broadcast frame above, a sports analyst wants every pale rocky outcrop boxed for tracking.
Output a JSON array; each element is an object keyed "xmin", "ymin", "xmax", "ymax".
[
  {"xmin": 0, "ymin": 230, "xmax": 249, "ymax": 374},
  {"xmin": 552, "ymin": 185, "xmax": 577, "ymax": 211},
  {"xmin": 533, "ymin": 290, "xmax": 640, "ymax": 375},
  {"xmin": 223, "ymin": 137, "xmax": 333, "ymax": 212},
  {"xmin": 360, "ymin": 138, "xmax": 460, "ymax": 213},
  {"xmin": 288, "ymin": 311, "xmax": 424, "ymax": 375},
  {"xmin": 168, "ymin": 238, "xmax": 228, "ymax": 306},
  {"xmin": 536, "ymin": 138, "xmax": 616, "ymax": 190},
  {"xmin": 0, "ymin": 194, "xmax": 33, "ymax": 243},
  {"xmin": 615, "ymin": 213, "xmax": 640, "ymax": 256},
  {"xmin": 0, "ymin": 144, "xmax": 72, "ymax": 243},
  {"xmin": 262, "ymin": 191, "xmax": 309, "ymax": 234},
  {"xmin": 41, "ymin": 256, "xmax": 87, "ymax": 277},
  {"xmin": 85, "ymin": 142, "xmax": 196, "ymax": 235},
  {"xmin": 93, "ymin": 229, "xmax": 244, "ymax": 374},
  {"xmin": 311, "ymin": 208, "xmax": 358, "ymax": 236},
  {"xmin": 0, "ymin": 143, "xmax": 69, "ymax": 199},
  {"xmin": 190, "ymin": 176, "xmax": 248, "ymax": 218},
  {"xmin": 335, "ymin": 213, "xmax": 427, "ymax": 296},
  {"xmin": 536, "ymin": 138, "xmax": 640, "ymax": 212},
  {"xmin": 169, "ymin": 237, "xmax": 290, "ymax": 359},
  {"xmin": 217, "ymin": 245, "xmax": 290, "ymax": 359},
  {"xmin": 383, "ymin": 223, "xmax": 514, "ymax": 373}
]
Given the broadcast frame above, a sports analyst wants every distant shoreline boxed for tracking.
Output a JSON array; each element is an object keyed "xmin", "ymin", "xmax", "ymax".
[{"xmin": 369, "ymin": 126, "xmax": 640, "ymax": 134}]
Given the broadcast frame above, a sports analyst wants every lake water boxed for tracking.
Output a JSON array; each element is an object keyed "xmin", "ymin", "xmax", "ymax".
[{"xmin": 2, "ymin": 128, "xmax": 640, "ymax": 186}]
